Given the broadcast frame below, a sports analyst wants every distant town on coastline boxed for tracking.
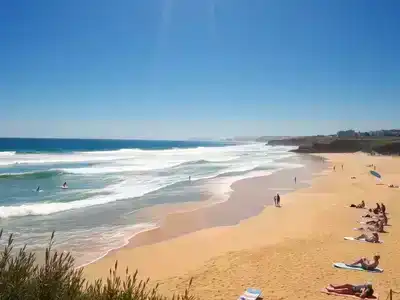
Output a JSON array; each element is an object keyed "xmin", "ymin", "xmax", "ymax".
[
  {"xmin": 336, "ymin": 129, "xmax": 400, "ymax": 138},
  {"xmin": 254, "ymin": 129, "xmax": 400, "ymax": 155}
]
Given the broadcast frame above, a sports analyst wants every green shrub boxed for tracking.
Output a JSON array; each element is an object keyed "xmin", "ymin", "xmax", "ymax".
[{"xmin": 0, "ymin": 230, "xmax": 195, "ymax": 300}]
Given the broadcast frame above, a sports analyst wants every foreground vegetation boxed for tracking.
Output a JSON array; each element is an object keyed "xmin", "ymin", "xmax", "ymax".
[{"xmin": 0, "ymin": 230, "xmax": 194, "ymax": 300}]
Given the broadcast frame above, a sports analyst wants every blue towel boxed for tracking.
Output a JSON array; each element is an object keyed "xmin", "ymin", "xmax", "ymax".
[
  {"xmin": 333, "ymin": 262, "xmax": 383, "ymax": 273},
  {"xmin": 238, "ymin": 288, "xmax": 262, "ymax": 300}
]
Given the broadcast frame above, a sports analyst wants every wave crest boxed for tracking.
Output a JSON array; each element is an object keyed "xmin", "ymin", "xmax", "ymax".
[{"xmin": 0, "ymin": 170, "xmax": 63, "ymax": 180}]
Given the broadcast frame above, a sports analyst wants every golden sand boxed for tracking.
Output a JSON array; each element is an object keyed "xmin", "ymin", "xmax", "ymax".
[{"xmin": 84, "ymin": 153, "xmax": 400, "ymax": 299}]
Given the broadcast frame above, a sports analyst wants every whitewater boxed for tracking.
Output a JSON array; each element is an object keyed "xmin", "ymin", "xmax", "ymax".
[{"xmin": 0, "ymin": 142, "xmax": 300, "ymax": 266}]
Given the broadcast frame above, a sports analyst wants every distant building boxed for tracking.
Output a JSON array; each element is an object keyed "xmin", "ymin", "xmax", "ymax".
[{"xmin": 337, "ymin": 130, "xmax": 356, "ymax": 137}]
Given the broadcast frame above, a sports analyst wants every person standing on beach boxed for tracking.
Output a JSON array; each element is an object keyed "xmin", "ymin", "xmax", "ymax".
[
  {"xmin": 276, "ymin": 193, "xmax": 280, "ymax": 206},
  {"xmin": 342, "ymin": 164, "xmax": 344, "ymax": 170},
  {"xmin": 333, "ymin": 166, "xmax": 336, "ymax": 171},
  {"xmin": 294, "ymin": 177, "xmax": 297, "ymax": 184}
]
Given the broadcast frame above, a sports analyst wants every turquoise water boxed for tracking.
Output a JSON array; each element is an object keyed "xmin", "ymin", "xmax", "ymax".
[{"xmin": 0, "ymin": 138, "xmax": 299, "ymax": 266}]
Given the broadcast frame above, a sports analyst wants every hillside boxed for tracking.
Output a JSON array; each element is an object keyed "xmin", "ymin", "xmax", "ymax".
[{"xmin": 267, "ymin": 137, "xmax": 400, "ymax": 155}]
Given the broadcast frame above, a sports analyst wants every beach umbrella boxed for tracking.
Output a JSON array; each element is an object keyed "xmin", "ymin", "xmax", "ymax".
[{"xmin": 370, "ymin": 170, "xmax": 382, "ymax": 179}]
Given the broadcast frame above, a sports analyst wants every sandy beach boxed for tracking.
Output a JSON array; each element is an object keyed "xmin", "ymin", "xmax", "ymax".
[{"xmin": 84, "ymin": 153, "xmax": 400, "ymax": 299}]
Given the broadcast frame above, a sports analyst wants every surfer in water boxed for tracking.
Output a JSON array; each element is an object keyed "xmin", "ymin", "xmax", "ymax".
[
  {"xmin": 62, "ymin": 182, "xmax": 68, "ymax": 188},
  {"xmin": 36, "ymin": 186, "xmax": 40, "ymax": 192}
]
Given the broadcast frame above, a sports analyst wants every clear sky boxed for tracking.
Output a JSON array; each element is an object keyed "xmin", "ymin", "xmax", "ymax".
[{"xmin": 1, "ymin": 0, "xmax": 399, "ymax": 139}]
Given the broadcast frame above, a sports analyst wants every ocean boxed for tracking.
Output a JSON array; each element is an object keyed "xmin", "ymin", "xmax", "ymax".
[{"xmin": 0, "ymin": 138, "xmax": 299, "ymax": 266}]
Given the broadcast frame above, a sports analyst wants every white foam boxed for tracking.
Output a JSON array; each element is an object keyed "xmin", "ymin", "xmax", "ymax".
[
  {"xmin": 0, "ymin": 144, "xmax": 299, "ymax": 218},
  {"xmin": 0, "ymin": 151, "xmax": 16, "ymax": 157}
]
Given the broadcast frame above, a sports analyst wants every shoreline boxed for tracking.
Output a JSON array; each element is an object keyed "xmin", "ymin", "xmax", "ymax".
[
  {"xmin": 123, "ymin": 154, "xmax": 325, "ymax": 250},
  {"xmin": 83, "ymin": 153, "xmax": 326, "ymax": 272},
  {"xmin": 79, "ymin": 153, "xmax": 322, "ymax": 268},
  {"xmin": 84, "ymin": 153, "xmax": 400, "ymax": 299}
]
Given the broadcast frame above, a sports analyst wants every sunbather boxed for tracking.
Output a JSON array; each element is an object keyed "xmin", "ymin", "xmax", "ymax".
[
  {"xmin": 347, "ymin": 255, "xmax": 380, "ymax": 271},
  {"xmin": 356, "ymin": 220, "xmax": 385, "ymax": 233},
  {"xmin": 381, "ymin": 203, "xmax": 386, "ymax": 214},
  {"xmin": 375, "ymin": 203, "xmax": 381, "ymax": 213},
  {"xmin": 350, "ymin": 200, "xmax": 365, "ymax": 208},
  {"xmin": 355, "ymin": 232, "xmax": 380, "ymax": 243},
  {"xmin": 365, "ymin": 213, "xmax": 388, "ymax": 226},
  {"xmin": 380, "ymin": 212, "xmax": 388, "ymax": 225},
  {"xmin": 327, "ymin": 283, "xmax": 374, "ymax": 298},
  {"xmin": 369, "ymin": 220, "xmax": 384, "ymax": 232}
]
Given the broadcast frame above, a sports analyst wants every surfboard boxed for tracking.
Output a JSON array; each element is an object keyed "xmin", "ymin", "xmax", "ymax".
[
  {"xmin": 370, "ymin": 170, "xmax": 381, "ymax": 179},
  {"xmin": 60, "ymin": 186, "xmax": 69, "ymax": 189}
]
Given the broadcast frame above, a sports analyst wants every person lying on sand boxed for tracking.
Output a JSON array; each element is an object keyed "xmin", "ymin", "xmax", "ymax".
[
  {"xmin": 350, "ymin": 200, "xmax": 365, "ymax": 208},
  {"xmin": 347, "ymin": 255, "xmax": 380, "ymax": 271},
  {"xmin": 374, "ymin": 221, "xmax": 385, "ymax": 233},
  {"xmin": 355, "ymin": 233, "xmax": 380, "ymax": 243},
  {"xmin": 365, "ymin": 212, "xmax": 388, "ymax": 226},
  {"xmin": 327, "ymin": 283, "xmax": 374, "ymax": 298},
  {"xmin": 356, "ymin": 220, "xmax": 385, "ymax": 233},
  {"xmin": 363, "ymin": 208, "xmax": 381, "ymax": 217},
  {"xmin": 375, "ymin": 203, "xmax": 381, "ymax": 213},
  {"xmin": 381, "ymin": 203, "xmax": 386, "ymax": 214}
]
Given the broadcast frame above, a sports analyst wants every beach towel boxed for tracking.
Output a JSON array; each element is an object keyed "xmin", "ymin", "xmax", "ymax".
[
  {"xmin": 348, "ymin": 206, "xmax": 366, "ymax": 209},
  {"xmin": 333, "ymin": 262, "xmax": 383, "ymax": 273},
  {"xmin": 321, "ymin": 288, "xmax": 379, "ymax": 299},
  {"xmin": 343, "ymin": 237, "xmax": 383, "ymax": 244},
  {"xmin": 238, "ymin": 288, "xmax": 262, "ymax": 300},
  {"xmin": 353, "ymin": 228, "xmax": 388, "ymax": 234}
]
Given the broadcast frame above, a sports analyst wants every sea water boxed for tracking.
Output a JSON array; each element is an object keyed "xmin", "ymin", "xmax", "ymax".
[{"xmin": 0, "ymin": 138, "xmax": 299, "ymax": 266}]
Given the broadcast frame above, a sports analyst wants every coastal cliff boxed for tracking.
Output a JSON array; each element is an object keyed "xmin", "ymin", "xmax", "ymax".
[{"xmin": 267, "ymin": 137, "xmax": 400, "ymax": 155}]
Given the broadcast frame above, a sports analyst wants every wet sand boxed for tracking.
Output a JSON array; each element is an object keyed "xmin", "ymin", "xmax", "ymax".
[
  {"xmin": 84, "ymin": 154, "xmax": 325, "ymax": 276},
  {"xmin": 84, "ymin": 153, "xmax": 400, "ymax": 300},
  {"xmin": 126, "ymin": 154, "xmax": 325, "ymax": 248}
]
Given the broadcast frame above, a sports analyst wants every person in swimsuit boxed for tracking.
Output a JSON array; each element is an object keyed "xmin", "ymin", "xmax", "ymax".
[
  {"xmin": 63, "ymin": 182, "xmax": 67, "ymax": 188},
  {"xmin": 381, "ymin": 212, "xmax": 388, "ymax": 225},
  {"xmin": 347, "ymin": 255, "xmax": 380, "ymax": 271},
  {"xmin": 276, "ymin": 193, "xmax": 280, "ymax": 206},
  {"xmin": 327, "ymin": 283, "xmax": 374, "ymax": 298},
  {"xmin": 381, "ymin": 203, "xmax": 386, "ymax": 214},
  {"xmin": 374, "ymin": 220, "xmax": 385, "ymax": 233},
  {"xmin": 356, "ymin": 220, "xmax": 384, "ymax": 233},
  {"xmin": 365, "ymin": 212, "xmax": 388, "ymax": 226},
  {"xmin": 350, "ymin": 200, "xmax": 365, "ymax": 208},
  {"xmin": 355, "ymin": 232, "xmax": 380, "ymax": 243},
  {"xmin": 36, "ymin": 186, "xmax": 40, "ymax": 192}
]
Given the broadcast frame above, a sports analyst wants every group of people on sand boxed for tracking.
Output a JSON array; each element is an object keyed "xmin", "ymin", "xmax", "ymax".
[
  {"xmin": 351, "ymin": 202, "xmax": 388, "ymax": 242},
  {"xmin": 326, "ymin": 201, "xmax": 391, "ymax": 298}
]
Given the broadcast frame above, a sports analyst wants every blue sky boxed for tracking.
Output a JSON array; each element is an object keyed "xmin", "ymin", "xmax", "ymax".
[{"xmin": 1, "ymin": 0, "xmax": 399, "ymax": 139}]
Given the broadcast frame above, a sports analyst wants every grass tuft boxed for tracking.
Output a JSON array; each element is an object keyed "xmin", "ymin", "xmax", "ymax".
[{"xmin": 0, "ymin": 230, "xmax": 195, "ymax": 300}]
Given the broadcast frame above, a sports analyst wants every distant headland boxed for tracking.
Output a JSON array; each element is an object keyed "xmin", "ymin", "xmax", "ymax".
[{"xmin": 260, "ymin": 129, "xmax": 400, "ymax": 155}]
